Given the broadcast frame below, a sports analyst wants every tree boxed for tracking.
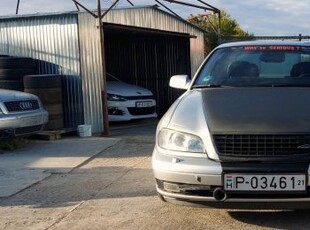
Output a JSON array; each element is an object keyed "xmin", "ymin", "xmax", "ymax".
[{"xmin": 188, "ymin": 10, "xmax": 254, "ymax": 55}]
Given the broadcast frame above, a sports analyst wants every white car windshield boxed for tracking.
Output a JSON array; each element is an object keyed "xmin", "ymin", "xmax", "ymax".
[
  {"xmin": 193, "ymin": 45, "xmax": 310, "ymax": 87},
  {"xmin": 106, "ymin": 73, "xmax": 119, "ymax": 81}
]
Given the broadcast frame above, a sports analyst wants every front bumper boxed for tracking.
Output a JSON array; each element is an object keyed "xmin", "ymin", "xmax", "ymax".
[
  {"xmin": 0, "ymin": 109, "xmax": 48, "ymax": 137},
  {"xmin": 152, "ymin": 147, "xmax": 310, "ymax": 209},
  {"xmin": 108, "ymin": 99, "xmax": 157, "ymax": 121}
]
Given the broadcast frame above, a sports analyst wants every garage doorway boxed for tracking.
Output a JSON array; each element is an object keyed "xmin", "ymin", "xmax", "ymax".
[{"xmin": 104, "ymin": 23, "xmax": 191, "ymax": 116}]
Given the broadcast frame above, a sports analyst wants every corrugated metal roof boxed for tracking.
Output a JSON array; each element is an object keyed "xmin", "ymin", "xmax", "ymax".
[{"xmin": 0, "ymin": 5, "xmax": 205, "ymax": 33}]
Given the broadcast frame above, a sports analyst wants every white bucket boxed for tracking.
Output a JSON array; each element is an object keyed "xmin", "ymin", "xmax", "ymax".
[{"xmin": 77, "ymin": 124, "xmax": 92, "ymax": 138}]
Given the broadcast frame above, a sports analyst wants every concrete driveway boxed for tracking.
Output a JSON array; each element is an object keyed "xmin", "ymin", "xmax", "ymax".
[
  {"xmin": 0, "ymin": 137, "xmax": 118, "ymax": 197},
  {"xmin": 1, "ymin": 123, "xmax": 310, "ymax": 230}
]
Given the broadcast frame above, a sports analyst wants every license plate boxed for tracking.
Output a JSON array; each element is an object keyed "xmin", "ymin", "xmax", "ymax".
[
  {"xmin": 224, "ymin": 174, "xmax": 306, "ymax": 191},
  {"xmin": 136, "ymin": 101, "xmax": 153, "ymax": 108},
  {"xmin": 21, "ymin": 116, "xmax": 42, "ymax": 126}
]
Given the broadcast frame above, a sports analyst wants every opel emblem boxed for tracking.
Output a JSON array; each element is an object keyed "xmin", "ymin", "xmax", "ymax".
[{"xmin": 19, "ymin": 101, "xmax": 33, "ymax": 110}]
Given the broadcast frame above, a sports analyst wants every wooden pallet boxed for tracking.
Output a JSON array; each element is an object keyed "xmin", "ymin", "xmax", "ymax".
[{"xmin": 31, "ymin": 128, "xmax": 77, "ymax": 141}]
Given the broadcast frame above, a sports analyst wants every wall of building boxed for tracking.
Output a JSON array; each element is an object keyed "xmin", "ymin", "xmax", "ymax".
[
  {"xmin": 78, "ymin": 13, "xmax": 104, "ymax": 133},
  {"xmin": 77, "ymin": 7, "xmax": 205, "ymax": 132},
  {"xmin": 0, "ymin": 14, "xmax": 84, "ymax": 129},
  {"xmin": 0, "ymin": 7, "xmax": 205, "ymax": 133}
]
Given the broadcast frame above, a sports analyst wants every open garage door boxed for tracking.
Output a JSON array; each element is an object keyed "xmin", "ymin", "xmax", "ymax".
[{"xmin": 104, "ymin": 23, "xmax": 191, "ymax": 116}]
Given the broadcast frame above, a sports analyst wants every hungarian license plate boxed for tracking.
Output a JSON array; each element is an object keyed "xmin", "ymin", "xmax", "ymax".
[
  {"xmin": 224, "ymin": 174, "xmax": 306, "ymax": 192},
  {"xmin": 22, "ymin": 116, "xmax": 43, "ymax": 126},
  {"xmin": 136, "ymin": 101, "xmax": 153, "ymax": 108}
]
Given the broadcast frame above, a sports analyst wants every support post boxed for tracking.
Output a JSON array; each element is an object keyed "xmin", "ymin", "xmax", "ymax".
[
  {"xmin": 97, "ymin": 0, "xmax": 110, "ymax": 136},
  {"xmin": 16, "ymin": 0, "xmax": 20, "ymax": 14}
]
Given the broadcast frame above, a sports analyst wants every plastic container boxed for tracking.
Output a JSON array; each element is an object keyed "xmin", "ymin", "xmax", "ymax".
[{"xmin": 77, "ymin": 124, "xmax": 92, "ymax": 137}]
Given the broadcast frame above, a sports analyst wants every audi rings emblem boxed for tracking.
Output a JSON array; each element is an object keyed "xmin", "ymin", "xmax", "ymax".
[{"xmin": 19, "ymin": 101, "xmax": 33, "ymax": 110}]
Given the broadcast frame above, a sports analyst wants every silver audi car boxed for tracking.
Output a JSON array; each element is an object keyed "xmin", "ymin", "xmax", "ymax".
[
  {"xmin": 152, "ymin": 41, "xmax": 310, "ymax": 209},
  {"xmin": 0, "ymin": 89, "xmax": 48, "ymax": 138}
]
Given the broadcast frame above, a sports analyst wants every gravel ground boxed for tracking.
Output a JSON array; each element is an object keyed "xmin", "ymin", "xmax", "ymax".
[{"xmin": 1, "ymin": 124, "xmax": 310, "ymax": 230}]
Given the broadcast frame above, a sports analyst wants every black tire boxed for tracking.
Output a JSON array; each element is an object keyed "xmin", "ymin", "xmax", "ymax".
[
  {"xmin": 0, "ymin": 69, "xmax": 38, "ymax": 81},
  {"xmin": 23, "ymin": 75, "xmax": 62, "ymax": 88},
  {"xmin": 24, "ymin": 87, "xmax": 62, "ymax": 104},
  {"xmin": 0, "ymin": 57, "xmax": 37, "ymax": 69},
  {"xmin": 44, "ymin": 105, "xmax": 64, "ymax": 130},
  {"xmin": 0, "ymin": 80, "xmax": 23, "ymax": 91},
  {"xmin": 45, "ymin": 118, "xmax": 64, "ymax": 130},
  {"xmin": 44, "ymin": 104, "xmax": 63, "ymax": 116}
]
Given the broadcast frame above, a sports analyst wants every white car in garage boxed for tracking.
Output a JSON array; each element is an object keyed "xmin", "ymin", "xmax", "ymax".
[{"xmin": 107, "ymin": 73, "xmax": 157, "ymax": 121}]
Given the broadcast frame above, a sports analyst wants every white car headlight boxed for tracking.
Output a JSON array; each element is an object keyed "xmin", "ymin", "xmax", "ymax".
[
  {"xmin": 107, "ymin": 94, "xmax": 127, "ymax": 101},
  {"xmin": 158, "ymin": 128, "xmax": 205, "ymax": 153}
]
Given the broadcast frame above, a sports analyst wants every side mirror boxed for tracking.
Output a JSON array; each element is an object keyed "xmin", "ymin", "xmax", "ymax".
[{"xmin": 169, "ymin": 75, "xmax": 191, "ymax": 90}]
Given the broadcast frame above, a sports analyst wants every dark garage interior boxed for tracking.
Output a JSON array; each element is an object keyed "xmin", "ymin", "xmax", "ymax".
[{"xmin": 104, "ymin": 23, "xmax": 192, "ymax": 116}]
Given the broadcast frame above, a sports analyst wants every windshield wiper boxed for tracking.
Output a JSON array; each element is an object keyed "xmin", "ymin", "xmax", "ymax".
[{"xmin": 192, "ymin": 84, "xmax": 225, "ymax": 89}]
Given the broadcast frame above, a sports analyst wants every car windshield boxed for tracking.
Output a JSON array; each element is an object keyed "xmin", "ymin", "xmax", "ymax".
[
  {"xmin": 193, "ymin": 45, "xmax": 310, "ymax": 87},
  {"xmin": 106, "ymin": 73, "xmax": 119, "ymax": 81}
]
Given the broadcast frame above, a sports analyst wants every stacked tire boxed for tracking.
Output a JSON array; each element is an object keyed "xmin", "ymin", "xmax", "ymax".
[
  {"xmin": 0, "ymin": 57, "xmax": 38, "ymax": 91},
  {"xmin": 24, "ymin": 75, "xmax": 64, "ymax": 130}
]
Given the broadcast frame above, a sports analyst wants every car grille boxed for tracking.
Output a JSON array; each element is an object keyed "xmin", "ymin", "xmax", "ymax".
[
  {"xmin": 213, "ymin": 134, "xmax": 310, "ymax": 157},
  {"xmin": 128, "ymin": 106, "xmax": 156, "ymax": 116},
  {"xmin": 124, "ymin": 96, "xmax": 154, "ymax": 100},
  {"xmin": 15, "ymin": 125, "xmax": 43, "ymax": 135},
  {"xmin": 4, "ymin": 100, "xmax": 39, "ymax": 112}
]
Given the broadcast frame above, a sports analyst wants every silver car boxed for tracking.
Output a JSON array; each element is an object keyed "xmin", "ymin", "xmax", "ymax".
[
  {"xmin": 0, "ymin": 89, "xmax": 48, "ymax": 138},
  {"xmin": 152, "ymin": 41, "xmax": 310, "ymax": 209}
]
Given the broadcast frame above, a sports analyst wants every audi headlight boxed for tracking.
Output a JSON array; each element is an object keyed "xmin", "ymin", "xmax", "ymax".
[
  {"xmin": 158, "ymin": 128, "xmax": 205, "ymax": 153},
  {"xmin": 107, "ymin": 94, "xmax": 127, "ymax": 101}
]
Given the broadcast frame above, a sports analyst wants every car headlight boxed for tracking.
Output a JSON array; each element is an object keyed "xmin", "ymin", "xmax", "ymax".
[
  {"xmin": 158, "ymin": 128, "xmax": 205, "ymax": 153},
  {"xmin": 107, "ymin": 94, "xmax": 127, "ymax": 101}
]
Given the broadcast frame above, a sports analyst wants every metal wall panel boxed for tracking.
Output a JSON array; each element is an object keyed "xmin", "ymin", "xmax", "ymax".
[
  {"xmin": 0, "ymin": 14, "xmax": 84, "ymax": 129},
  {"xmin": 78, "ymin": 13, "xmax": 104, "ymax": 133}
]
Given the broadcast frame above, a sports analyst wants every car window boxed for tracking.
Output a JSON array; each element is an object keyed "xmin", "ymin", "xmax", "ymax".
[
  {"xmin": 106, "ymin": 73, "xmax": 119, "ymax": 81},
  {"xmin": 193, "ymin": 45, "xmax": 310, "ymax": 87}
]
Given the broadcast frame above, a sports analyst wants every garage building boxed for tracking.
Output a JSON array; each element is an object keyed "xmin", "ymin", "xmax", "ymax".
[{"xmin": 0, "ymin": 5, "xmax": 205, "ymax": 133}]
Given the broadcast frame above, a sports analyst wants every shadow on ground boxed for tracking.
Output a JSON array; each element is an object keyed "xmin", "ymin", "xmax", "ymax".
[{"xmin": 229, "ymin": 210, "xmax": 310, "ymax": 229}]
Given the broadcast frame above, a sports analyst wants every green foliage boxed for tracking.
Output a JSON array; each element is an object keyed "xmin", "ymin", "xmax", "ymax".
[
  {"xmin": 0, "ymin": 138, "xmax": 30, "ymax": 152},
  {"xmin": 188, "ymin": 10, "xmax": 254, "ymax": 55}
]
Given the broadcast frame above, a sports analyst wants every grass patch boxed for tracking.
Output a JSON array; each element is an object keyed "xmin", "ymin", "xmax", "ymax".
[{"xmin": 0, "ymin": 138, "xmax": 30, "ymax": 152}]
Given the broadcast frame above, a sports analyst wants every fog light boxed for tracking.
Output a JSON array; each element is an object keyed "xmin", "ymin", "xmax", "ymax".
[
  {"xmin": 163, "ymin": 182, "xmax": 181, "ymax": 193},
  {"xmin": 163, "ymin": 182, "xmax": 211, "ymax": 193},
  {"xmin": 108, "ymin": 107, "xmax": 124, "ymax": 115}
]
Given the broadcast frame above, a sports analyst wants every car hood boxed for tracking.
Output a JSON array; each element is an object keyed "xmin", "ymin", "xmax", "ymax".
[
  {"xmin": 0, "ymin": 89, "xmax": 37, "ymax": 102},
  {"xmin": 168, "ymin": 87, "xmax": 310, "ymax": 134},
  {"xmin": 107, "ymin": 81, "xmax": 153, "ymax": 97},
  {"xmin": 201, "ymin": 87, "xmax": 310, "ymax": 134}
]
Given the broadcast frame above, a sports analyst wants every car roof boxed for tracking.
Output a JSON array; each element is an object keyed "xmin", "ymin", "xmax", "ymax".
[{"xmin": 217, "ymin": 40, "xmax": 310, "ymax": 49}]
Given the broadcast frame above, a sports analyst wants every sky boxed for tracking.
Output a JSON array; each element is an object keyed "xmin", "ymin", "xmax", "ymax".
[{"xmin": 0, "ymin": 0, "xmax": 309, "ymax": 36}]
